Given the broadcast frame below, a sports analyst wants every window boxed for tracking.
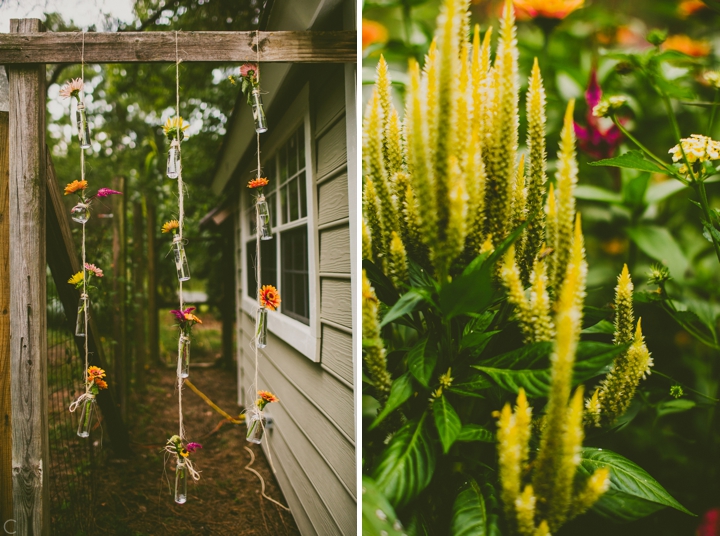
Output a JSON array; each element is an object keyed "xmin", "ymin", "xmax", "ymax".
[{"xmin": 245, "ymin": 125, "xmax": 310, "ymax": 325}]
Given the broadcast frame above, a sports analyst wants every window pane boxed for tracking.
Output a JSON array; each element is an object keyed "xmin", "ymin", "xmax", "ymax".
[
  {"xmin": 280, "ymin": 184, "xmax": 288, "ymax": 224},
  {"xmin": 299, "ymin": 172, "xmax": 307, "ymax": 218},
  {"xmin": 279, "ymin": 144, "xmax": 288, "ymax": 180},
  {"xmin": 246, "ymin": 238, "xmax": 277, "ymax": 299},
  {"xmin": 265, "ymin": 158, "xmax": 276, "ymax": 189},
  {"xmin": 298, "ymin": 127, "xmax": 305, "ymax": 170},
  {"xmin": 288, "ymin": 132, "xmax": 297, "ymax": 177},
  {"xmin": 281, "ymin": 226, "xmax": 309, "ymax": 324},
  {"xmin": 269, "ymin": 191, "xmax": 277, "ymax": 228},
  {"xmin": 289, "ymin": 177, "xmax": 299, "ymax": 222}
]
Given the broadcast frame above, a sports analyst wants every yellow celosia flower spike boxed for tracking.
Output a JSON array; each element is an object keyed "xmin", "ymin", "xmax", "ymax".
[{"xmin": 361, "ymin": 271, "xmax": 392, "ymax": 401}]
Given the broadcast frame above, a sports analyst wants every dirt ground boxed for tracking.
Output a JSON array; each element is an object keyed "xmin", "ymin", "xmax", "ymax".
[{"xmin": 93, "ymin": 363, "xmax": 300, "ymax": 536}]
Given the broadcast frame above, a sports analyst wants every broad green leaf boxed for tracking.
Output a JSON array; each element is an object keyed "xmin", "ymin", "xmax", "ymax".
[
  {"xmin": 460, "ymin": 330, "xmax": 500, "ymax": 354},
  {"xmin": 582, "ymin": 319, "xmax": 615, "ymax": 335},
  {"xmin": 407, "ymin": 337, "xmax": 437, "ymax": 387},
  {"xmin": 579, "ymin": 448, "xmax": 694, "ymax": 522},
  {"xmin": 408, "ymin": 259, "xmax": 437, "ymax": 291},
  {"xmin": 446, "ymin": 374, "xmax": 492, "ymax": 398},
  {"xmin": 457, "ymin": 424, "xmax": 494, "ymax": 443},
  {"xmin": 433, "ymin": 395, "xmax": 462, "ymax": 454},
  {"xmin": 380, "ymin": 289, "xmax": 429, "ymax": 328},
  {"xmin": 463, "ymin": 311, "xmax": 497, "ymax": 337},
  {"xmin": 627, "ymin": 225, "xmax": 689, "ymax": 278},
  {"xmin": 363, "ymin": 394, "xmax": 381, "ymax": 420},
  {"xmin": 645, "ymin": 180, "xmax": 687, "ymax": 204},
  {"xmin": 451, "ymin": 477, "xmax": 487, "ymax": 536},
  {"xmin": 654, "ymin": 76, "xmax": 695, "ymax": 100},
  {"xmin": 472, "ymin": 365, "xmax": 552, "ymax": 397},
  {"xmin": 363, "ymin": 259, "xmax": 400, "ymax": 306},
  {"xmin": 370, "ymin": 373, "xmax": 413, "ymax": 430},
  {"xmin": 657, "ymin": 399, "xmax": 696, "ymax": 417},
  {"xmin": 480, "ymin": 341, "xmax": 554, "ymax": 369},
  {"xmin": 362, "ymin": 476, "xmax": 407, "ymax": 536},
  {"xmin": 623, "ymin": 173, "xmax": 651, "ymax": 209},
  {"xmin": 575, "ymin": 185, "xmax": 623, "ymax": 204},
  {"xmin": 373, "ymin": 416, "xmax": 436, "ymax": 509},
  {"xmin": 589, "ymin": 150, "xmax": 668, "ymax": 174}
]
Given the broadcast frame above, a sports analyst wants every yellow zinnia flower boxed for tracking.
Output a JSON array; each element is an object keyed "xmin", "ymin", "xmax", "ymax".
[
  {"xmin": 162, "ymin": 220, "xmax": 180, "ymax": 234},
  {"xmin": 162, "ymin": 116, "xmax": 189, "ymax": 136},
  {"xmin": 68, "ymin": 271, "xmax": 84, "ymax": 286},
  {"xmin": 64, "ymin": 180, "xmax": 88, "ymax": 196}
]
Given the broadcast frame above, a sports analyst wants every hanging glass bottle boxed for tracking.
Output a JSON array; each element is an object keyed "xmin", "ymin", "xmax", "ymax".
[
  {"xmin": 172, "ymin": 235, "xmax": 191, "ymax": 282},
  {"xmin": 167, "ymin": 139, "xmax": 180, "ymax": 179},
  {"xmin": 77, "ymin": 396, "xmax": 95, "ymax": 438},
  {"xmin": 256, "ymin": 194, "xmax": 272, "ymax": 240},
  {"xmin": 76, "ymin": 101, "xmax": 91, "ymax": 149},
  {"xmin": 251, "ymin": 87, "xmax": 268, "ymax": 134},
  {"xmin": 246, "ymin": 407, "xmax": 265, "ymax": 444},
  {"xmin": 75, "ymin": 294, "xmax": 89, "ymax": 337},
  {"xmin": 256, "ymin": 307, "xmax": 268, "ymax": 348},
  {"xmin": 179, "ymin": 334, "xmax": 190, "ymax": 379},
  {"xmin": 175, "ymin": 459, "xmax": 188, "ymax": 504},
  {"xmin": 70, "ymin": 202, "xmax": 90, "ymax": 224}
]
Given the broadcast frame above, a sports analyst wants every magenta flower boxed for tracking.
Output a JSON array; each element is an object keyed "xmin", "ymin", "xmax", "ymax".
[
  {"xmin": 574, "ymin": 70, "xmax": 624, "ymax": 160},
  {"xmin": 170, "ymin": 306, "xmax": 195, "ymax": 323},
  {"xmin": 95, "ymin": 188, "xmax": 122, "ymax": 198},
  {"xmin": 240, "ymin": 63, "xmax": 258, "ymax": 79},
  {"xmin": 698, "ymin": 508, "xmax": 720, "ymax": 536},
  {"xmin": 186, "ymin": 442, "xmax": 202, "ymax": 453}
]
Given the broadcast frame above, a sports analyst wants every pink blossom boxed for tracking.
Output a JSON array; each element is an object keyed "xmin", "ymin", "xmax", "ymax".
[
  {"xmin": 240, "ymin": 63, "xmax": 258, "ymax": 79},
  {"xmin": 59, "ymin": 78, "xmax": 84, "ymax": 100},
  {"xmin": 186, "ymin": 442, "xmax": 202, "ymax": 453},
  {"xmin": 574, "ymin": 70, "xmax": 624, "ymax": 160},
  {"xmin": 698, "ymin": 508, "xmax": 720, "ymax": 536},
  {"xmin": 95, "ymin": 188, "xmax": 122, "ymax": 198},
  {"xmin": 84, "ymin": 263, "xmax": 103, "ymax": 278}
]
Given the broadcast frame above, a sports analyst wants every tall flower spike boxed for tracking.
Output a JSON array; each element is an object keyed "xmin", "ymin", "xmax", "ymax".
[
  {"xmin": 534, "ymin": 521, "xmax": 551, "ymax": 536},
  {"xmin": 501, "ymin": 245, "xmax": 532, "ymax": 338},
  {"xmin": 527, "ymin": 259, "xmax": 554, "ymax": 342},
  {"xmin": 403, "ymin": 184, "xmax": 429, "ymax": 265},
  {"xmin": 394, "ymin": 171, "xmax": 411, "ymax": 246},
  {"xmin": 522, "ymin": 58, "xmax": 548, "ymax": 283},
  {"xmin": 544, "ymin": 182, "xmax": 558, "ymax": 293},
  {"xmin": 363, "ymin": 179, "xmax": 385, "ymax": 268},
  {"xmin": 362, "ymin": 219, "xmax": 372, "ymax": 261},
  {"xmin": 484, "ymin": 0, "xmax": 519, "ymax": 243},
  {"xmin": 567, "ymin": 213, "xmax": 587, "ymax": 312},
  {"xmin": 552, "ymin": 99, "xmax": 579, "ymax": 294},
  {"xmin": 388, "ymin": 231, "xmax": 410, "ymax": 288},
  {"xmin": 363, "ymin": 89, "xmax": 397, "ymax": 254},
  {"xmin": 423, "ymin": 39, "xmax": 439, "ymax": 159},
  {"xmin": 376, "ymin": 56, "xmax": 392, "ymax": 149},
  {"xmin": 614, "ymin": 264, "xmax": 635, "ymax": 346},
  {"xmin": 456, "ymin": 43, "xmax": 471, "ymax": 168},
  {"xmin": 471, "ymin": 25, "xmax": 493, "ymax": 153},
  {"xmin": 512, "ymin": 154, "xmax": 528, "ymax": 233},
  {"xmin": 515, "ymin": 485, "xmax": 537, "ymax": 536},
  {"xmin": 568, "ymin": 467, "xmax": 611, "ymax": 521},
  {"xmin": 362, "ymin": 271, "xmax": 393, "ymax": 400},
  {"xmin": 463, "ymin": 126, "xmax": 488, "ymax": 261},
  {"xmin": 406, "ymin": 59, "xmax": 436, "ymax": 243},
  {"xmin": 434, "ymin": 157, "xmax": 467, "ymax": 277},
  {"xmin": 386, "ymin": 108, "xmax": 404, "ymax": 177}
]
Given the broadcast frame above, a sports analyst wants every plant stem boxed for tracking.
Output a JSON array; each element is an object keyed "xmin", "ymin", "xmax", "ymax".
[
  {"xmin": 612, "ymin": 117, "xmax": 677, "ymax": 175},
  {"xmin": 708, "ymin": 89, "xmax": 720, "ymax": 137},
  {"xmin": 653, "ymin": 370, "xmax": 719, "ymax": 403}
]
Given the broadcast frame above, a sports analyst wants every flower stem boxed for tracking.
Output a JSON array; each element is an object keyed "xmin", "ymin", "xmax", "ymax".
[
  {"xmin": 708, "ymin": 90, "xmax": 720, "ymax": 137},
  {"xmin": 611, "ymin": 117, "xmax": 677, "ymax": 175},
  {"xmin": 693, "ymin": 179, "xmax": 720, "ymax": 265}
]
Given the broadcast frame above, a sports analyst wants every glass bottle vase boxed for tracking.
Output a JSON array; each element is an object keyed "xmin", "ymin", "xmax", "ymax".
[
  {"xmin": 77, "ymin": 396, "xmax": 95, "ymax": 438},
  {"xmin": 70, "ymin": 202, "xmax": 90, "ymax": 224},
  {"xmin": 172, "ymin": 235, "xmax": 191, "ymax": 282},
  {"xmin": 75, "ymin": 295, "xmax": 89, "ymax": 337},
  {"xmin": 76, "ymin": 102, "xmax": 91, "ymax": 149},
  {"xmin": 178, "ymin": 334, "xmax": 190, "ymax": 379},
  {"xmin": 256, "ymin": 307, "xmax": 267, "ymax": 348},
  {"xmin": 175, "ymin": 460, "xmax": 188, "ymax": 504},
  {"xmin": 256, "ymin": 195, "xmax": 272, "ymax": 240},
  {"xmin": 251, "ymin": 88, "xmax": 268, "ymax": 134},
  {"xmin": 167, "ymin": 140, "xmax": 180, "ymax": 179},
  {"xmin": 246, "ymin": 408, "xmax": 265, "ymax": 444}
]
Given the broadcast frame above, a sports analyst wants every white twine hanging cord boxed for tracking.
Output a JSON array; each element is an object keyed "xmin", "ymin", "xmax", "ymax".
[
  {"xmin": 70, "ymin": 30, "xmax": 93, "ymax": 414},
  {"xmin": 246, "ymin": 29, "xmax": 289, "ymax": 512}
]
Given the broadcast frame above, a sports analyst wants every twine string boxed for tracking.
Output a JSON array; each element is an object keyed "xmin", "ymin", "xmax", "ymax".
[{"xmin": 175, "ymin": 30, "xmax": 186, "ymax": 442}]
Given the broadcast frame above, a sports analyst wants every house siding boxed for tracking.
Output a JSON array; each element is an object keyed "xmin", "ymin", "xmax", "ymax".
[{"xmin": 235, "ymin": 65, "xmax": 355, "ymax": 536}]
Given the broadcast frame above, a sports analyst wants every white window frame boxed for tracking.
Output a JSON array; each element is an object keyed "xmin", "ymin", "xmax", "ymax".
[{"xmin": 240, "ymin": 84, "xmax": 319, "ymax": 362}]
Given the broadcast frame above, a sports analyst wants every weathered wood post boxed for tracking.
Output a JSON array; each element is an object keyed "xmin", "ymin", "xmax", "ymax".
[
  {"xmin": 132, "ymin": 200, "xmax": 147, "ymax": 392},
  {"xmin": 8, "ymin": 18, "xmax": 50, "ymax": 536},
  {"xmin": 146, "ymin": 197, "xmax": 159, "ymax": 365}
]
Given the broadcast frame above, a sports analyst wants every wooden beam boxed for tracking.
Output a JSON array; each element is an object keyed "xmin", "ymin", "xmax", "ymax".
[
  {"xmin": 146, "ymin": 198, "xmax": 159, "ymax": 365},
  {"xmin": 44, "ymin": 151, "xmax": 131, "ymax": 457},
  {"xmin": 8, "ymin": 18, "xmax": 50, "ymax": 536},
  {"xmin": 0, "ymin": 30, "xmax": 356, "ymax": 64},
  {"xmin": 0, "ymin": 111, "xmax": 12, "ymax": 529}
]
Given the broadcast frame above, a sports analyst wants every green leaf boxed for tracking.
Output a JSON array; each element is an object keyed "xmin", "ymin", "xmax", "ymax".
[
  {"xmin": 579, "ymin": 448, "xmax": 694, "ymax": 522},
  {"xmin": 370, "ymin": 373, "xmax": 413, "ymax": 430},
  {"xmin": 451, "ymin": 477, "xmax": 487, "ymax": 536},
  {"xmin": 589, "ymin": 150, "xmax": 668, "ymax": 174},
  {"xmin": 363, "ymin": 259, "xmax": 400, "ymax": 306},
  {"xmin": 446, "ymin": 374, "xmax": 492, "ymax": 398},
  {"xmin": 373, "ymin": 416, "xmax": 437, "ymax": 509},
  {"xmin": 582, "ymin": 319, "xmax": 615, "ymax": 335},
  {"xmin": 645, "ymin": 180, "xmax": 687, "ymax": 205},
  {"xmin": 380, "ymin": 289, "xmax": 429, "ymax": 328},
  {"xmin": 363, "ymin": 395, "xmax": 381, "ymax": 420},
  {"xmin": 362, "ymin": 476, "xmax": 407, "ymax": 536},
  {"xmin": 407, "ymin": 337, "xmax": 437, "ymax": 388},
  {"xmin": 480, "ymin": 341, "xmax": 554, "ymax": 369},
  {"xmin": 654, "ymin": 76, "xmax": 695, "ymax": 100},
  {"xmin": 627, "ymin": 225, "xmax": 689, "ymax": 278},
  {"xmin": 460, "ymin": 330, "xmax": 500, "ymax": 354},
  {"xmin": 433, "ymin": 395, "xmax": 462, "ymax": 454},
  {"xmin": 623, "ymin": 173, "xmax": 651, "ymax": 209},
  {"xmin": 457, "ymin": 424, "xmax": 494, "ymax": 443},
  {"xmin": 575, "ymin": 185, "xmax": 623, "ymax": 204},
  {"xmin": 656, "ymin": 399, "xmax": 696, "ymax": 417}
]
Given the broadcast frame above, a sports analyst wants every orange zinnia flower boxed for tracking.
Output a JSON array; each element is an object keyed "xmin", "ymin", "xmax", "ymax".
[
  {"xmin": 64, "ymin": 180, "xmax": 88, "ymax": 196},
  {"xmin": 362, "ymin": 19, "xmax": 388, "ymax": 50},
  {"xmin": 184, "ymin": 313, "xmax": 203, "ymax": 324},
  {"xmin": 258, "ymin": 390, "xmax": 279, "ymax": 404},
  {"xmin": 259, "ymin": 285, "xmax": 281, "ymax": 310},
  {"xmin": 94, "ymin": 378, "xmax": 108, "ymax": 390},
  {"xmin": 513, "ymin": 0, "xmax": 583, "ymax": 20},
  {"xmin": 247, "ymin": 177, "xmax": 269, "ymax": 189},
  {"xmin": 663, "ymin": 34, "xmax": 711, "ymax": 57},
  {"xmin": 678, "ymin": 0, "xmax": 707, "ymax": 17},
  {"xmin": 88, "ymin": 366, "xmax": 106, "ymax": 379},
  {"xmin": 162, "ymin": 220, "xmax": 179, "ymax": 234}
]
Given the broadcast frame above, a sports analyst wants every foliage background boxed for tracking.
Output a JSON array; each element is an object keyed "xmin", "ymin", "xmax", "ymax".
[{"xmin": 363, "ymin": 0, "xmax": 720, "ymax": 534}]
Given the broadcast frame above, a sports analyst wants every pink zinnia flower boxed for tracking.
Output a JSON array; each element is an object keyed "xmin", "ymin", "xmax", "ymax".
[
  {"xmin": 240, "ymin": 63, "xmax": 258, "ymax": 79},
  {"xmin": 95, "ymin": 188, "xmax": 122, "ymax": 198},
  {"xmin": 84, "ymin": 263, "xmax": 103, "ymax": 278},
  {"xmin": 574, "ymin": 70, "xmax": 624, "ymax": 160},
  {"xmin": 59, "ymin": 78, "xmax": 84, "ymax": 100}
]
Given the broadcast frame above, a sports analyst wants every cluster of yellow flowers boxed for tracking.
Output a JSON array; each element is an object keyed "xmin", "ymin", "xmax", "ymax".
[
  {"xmin": 592, "ymin": 95, "xmax": 627, "ymax": 118},
  {"xmin": 669, "ymin": 133, "xmax": 720, "ymax": 164}
]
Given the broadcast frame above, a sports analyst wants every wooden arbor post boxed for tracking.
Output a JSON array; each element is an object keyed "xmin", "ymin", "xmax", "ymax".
[{"xmin": 8, "ymin": 18, "xmax": 50, "ymax": 536}]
